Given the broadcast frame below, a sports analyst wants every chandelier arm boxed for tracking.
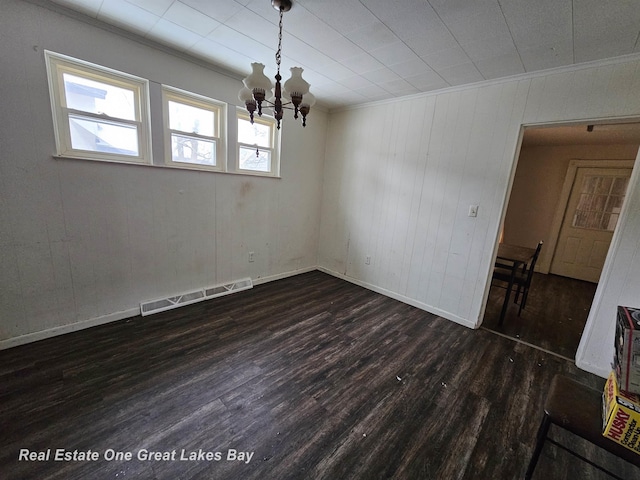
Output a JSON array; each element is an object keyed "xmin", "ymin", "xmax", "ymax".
[{"xmin": 261, "ymin": 99, "xmax": 295, "ymax": 108}]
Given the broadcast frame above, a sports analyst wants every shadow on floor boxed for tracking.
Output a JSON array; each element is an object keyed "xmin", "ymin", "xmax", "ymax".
[{"xmin": 483, "ymin": 272, "xmax": 598, "ymax": 359}]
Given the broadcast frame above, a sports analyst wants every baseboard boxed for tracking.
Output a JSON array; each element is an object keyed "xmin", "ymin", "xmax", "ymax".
[
  {"xmin": 575, "ymin": 356, "xmax": 610, "ymax": 379},
  {"xmin": 251, "ymin": 266, "xmax": 317, "ymax": 286},
  {"xmin": 0, "ymin": 266, "xmax": 319, "ymax": 351},
  {"xmin": 317, "ymin": 267, "xmax": 477, "ymax": 330},
  {"xmin": 0, "ymin": 307, "xmax": 139, "ymax": 351}
]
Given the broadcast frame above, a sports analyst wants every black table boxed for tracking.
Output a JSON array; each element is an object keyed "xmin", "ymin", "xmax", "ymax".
[
  {"xmin": 526, "ymin": 375, "xmax": 640, "ymax": 479},
  {"xmin": 495, "ymin": 243, "xmax": 536, "ymax": 325}
]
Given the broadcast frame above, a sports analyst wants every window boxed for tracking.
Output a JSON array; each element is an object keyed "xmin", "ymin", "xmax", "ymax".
[
  {"xmin": 45, "ymin": 52, "xmax": 279, "ymax": 179},
  {"xmin": 572, "ymin": 174, "xmax": 629, "ymax": 231},
  {"xmin": 162, "ymin": 87, "xmax": 226, "ymax": 171},
  {"xmin": 237, "ymin": 111, "xmax": 280, "ymax": 176},
  {"xmin": 45, "ymin": 51, "xmax": 151, "ymax": 164}
]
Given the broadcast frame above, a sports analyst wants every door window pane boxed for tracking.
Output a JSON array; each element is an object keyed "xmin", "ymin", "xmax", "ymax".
[
  {"xmin": 612, "ymin": 177, "xmax": 629, "ymax": 195},
  {"xmin": 595, "ymin": 177, "xmax": 612, "ymax": 194}
]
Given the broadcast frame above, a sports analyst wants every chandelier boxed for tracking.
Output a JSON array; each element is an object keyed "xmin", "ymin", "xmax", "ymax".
[{"xmin": 238, "ymin": 0, "xmax": 315, "ymax": 130}]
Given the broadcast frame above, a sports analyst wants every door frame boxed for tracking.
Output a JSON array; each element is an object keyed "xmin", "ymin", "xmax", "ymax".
[{"xmin": 545, "ymin": 159, "xmax": 636, "ymax": 276}]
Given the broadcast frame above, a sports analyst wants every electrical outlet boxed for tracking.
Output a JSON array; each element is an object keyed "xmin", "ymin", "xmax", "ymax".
[
  {"xmin": 248, "ymin": 251, "xmax": 255, "ymax": 262},
  {"xmin": 365, "ymin": 255, "xmax": 371, "ymax": 265},
  {"xmin": 468, "ymin": 205, "xmax": 479, "ymax": 217}
]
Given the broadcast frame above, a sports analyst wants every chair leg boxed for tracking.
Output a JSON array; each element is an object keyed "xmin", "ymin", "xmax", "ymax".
[
  {"xmin": 515, "ymin": 284, "xmax": 525, "ymax": 315},
  {"xmin": 525, "ymin": 414, "xmax": 551, "ymax": 479},
  {"xmin": 514, "ymin": 284, "xmax": 522, "ymax": 303},
  {"xmin": 518, "ymin": 288, "xmax": 529, "ymax": 316},
  {"xmin": 517, "ymin": 288, "xmax": 525, "ymax": 315}
]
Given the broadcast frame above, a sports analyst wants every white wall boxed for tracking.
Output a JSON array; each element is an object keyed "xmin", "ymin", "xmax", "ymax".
[
  {"xmin": 0, "ymin": 0, "xmax": 327, "ymax": 347},
  {"xmin": 318, "ymin": 58, "xmax": 640, "ymax": 376}
]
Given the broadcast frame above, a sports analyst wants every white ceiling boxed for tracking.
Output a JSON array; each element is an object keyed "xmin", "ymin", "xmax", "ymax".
[
  {"xmin": 523, "ymin": 122, "xmax": 640, "ymax": 147},
  {"xmin": 49, "ymin": 0, "xmax": 640, "ymax": 111}
]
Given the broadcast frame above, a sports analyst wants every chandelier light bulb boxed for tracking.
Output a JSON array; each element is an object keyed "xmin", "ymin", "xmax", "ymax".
[
  {"xmin": 238, "ymin": 86, "xmax": 257, "ymax": 122},
  {"xmin": 243, "ymin": 63, "xmax": 273, "ymax": 93},
  {"xmin": 300, "ymin": 91, "xmax": 316, "ymax": 108},
  {"xmin": 298, "ymin": 91, "xmax": 315, "ymax": 127},
  {"xmin": 238, "ymin": 86, "xmax": 254, "ymax": 103},
  {"xmin": 243, "ymin": 62, "xmax": 273, "ymax": 116},
  {"xmin": 283, "ymin": 67, "xmax": 310, "ymax": 98}
]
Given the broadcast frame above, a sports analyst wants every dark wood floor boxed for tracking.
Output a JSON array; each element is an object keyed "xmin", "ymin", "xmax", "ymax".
[
  {"xmin": 484, "ymin": 272, "xmax": 598, "ymax": 359},
  {"xmin": 1, "ymin": 271, "xmax": 636, "ymax": 479}
]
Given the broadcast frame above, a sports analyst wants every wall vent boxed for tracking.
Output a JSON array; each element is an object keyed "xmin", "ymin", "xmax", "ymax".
[
  {"xmin": 205, "ymin": 278, "xmax": 253, "ymax": 298},
  {"xmin": 140, "ymin": 278, "xmax": 253, "ymax": 316}
]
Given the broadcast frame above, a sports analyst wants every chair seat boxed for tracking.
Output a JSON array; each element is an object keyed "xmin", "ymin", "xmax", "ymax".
[{"xmin": 492, "ymin": 267, "xmax": 526, "ymax": 284}]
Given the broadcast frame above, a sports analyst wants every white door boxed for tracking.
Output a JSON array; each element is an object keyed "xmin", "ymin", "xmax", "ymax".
[{"xmin": 551, "ymin": 167, "xmax": 631, "ymax": 282}]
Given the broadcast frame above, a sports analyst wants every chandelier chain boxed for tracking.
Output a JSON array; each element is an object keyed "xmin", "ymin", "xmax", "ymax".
[{"xmin": 276, "ymin": 8, "xmax": 283, "ymax": 74}]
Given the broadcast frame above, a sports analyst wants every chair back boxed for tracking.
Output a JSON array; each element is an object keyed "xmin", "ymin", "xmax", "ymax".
[{"xmin": 524, "ymin": 241, "xmax": 543, "ymax": 283}]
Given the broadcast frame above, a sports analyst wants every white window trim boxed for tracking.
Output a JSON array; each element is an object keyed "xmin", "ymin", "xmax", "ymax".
[
  {"xmin": 236, "ymin": 109, "xmax": 280, "ymax": 178},
  {"xmin": 161, "ymin": 86, "xmax": 227, "ymax": 172},
  {"xmin": 44, "ymin": 50, "xmax": 152, "ymax": 165}
]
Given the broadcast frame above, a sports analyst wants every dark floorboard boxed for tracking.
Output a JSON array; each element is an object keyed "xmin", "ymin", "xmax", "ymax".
[
  {"xmin": 484, "ymin": 272, "xmax": 598, "ymax": 359},
  {"xmin": 0, "ymin": 271, "xmax": 636, "ymax": 479}
]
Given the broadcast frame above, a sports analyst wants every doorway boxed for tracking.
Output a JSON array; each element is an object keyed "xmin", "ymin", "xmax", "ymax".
[{"xmin": 483, "ymin": 121, "xmax": 640, "ymax": 358}]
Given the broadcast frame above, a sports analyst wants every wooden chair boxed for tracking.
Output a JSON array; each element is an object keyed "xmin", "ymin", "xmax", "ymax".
[{"xmin": 493, "ymin": 241, "xmax": 543, "ymax": 316}]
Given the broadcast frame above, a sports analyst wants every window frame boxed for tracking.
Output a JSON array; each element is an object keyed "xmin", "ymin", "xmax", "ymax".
[
  {"xmin": 161, "ymin": 86, "xmax": 227, "ymax": 172},
  {"xmin": 236, "ymin": 109, "xmax": 280, "ymax": 177},
  {"xmin": 44, "ymin": 50, "xmax": 152, "ymax": 165}
]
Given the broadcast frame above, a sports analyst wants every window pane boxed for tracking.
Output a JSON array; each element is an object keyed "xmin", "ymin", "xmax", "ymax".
[
  {"xmin": 238, "ymin": 118, "xmax": 271, "ymax": 148},
  {"xmin": 593, "ymin": 194, "xmax": 608, "ymax": 211},
  {"xmin": 239, "ymin": 146, "xmax": 271, "ymax": 172},
  {"xmin": 63, "ymin": 73, "xmax": 135, "ymax": 121},
  {"xmin": 576, "ymin": 193, "xmax": 593, "ymax": 211},
  {"xmin": 68, "ymin": 115, "xmax": 138, "ymax": 156},
  {"xmin": 585, "ymin": 211, "xmax": 602, "ymax": 229},
  {"xmin": 595, "ymin": 177, "xmax": 613, "ymax": 194},
  {"xmin": 602, "ymin": 213, "xmax": 619, "ymax": 231},
  {"xmin": 573, "ymin": 211, "xmax": 587, "ymax": 228},
  {"xmin": 612, "ymin": 177, "xmax": 629, "ymax": 195},
  {"xmin": 171, "ymin": 133, "xmax": 215, "ymax": 166},
  {"xmin": 583, "ymin": 176, "xmax": 598, "ymax": 194},
  {"xmin": 168, "ymin": 101, "xmax": 214, "ymax": 136},
  {"xmin": 609, "ymin": 196, "xmax": 624, "ymax": 211}
]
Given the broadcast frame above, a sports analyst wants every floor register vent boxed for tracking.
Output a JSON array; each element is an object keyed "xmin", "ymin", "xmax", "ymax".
[{"xmin": 140, "ymin": 278, "xmax": 253, "ymax": 316}]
